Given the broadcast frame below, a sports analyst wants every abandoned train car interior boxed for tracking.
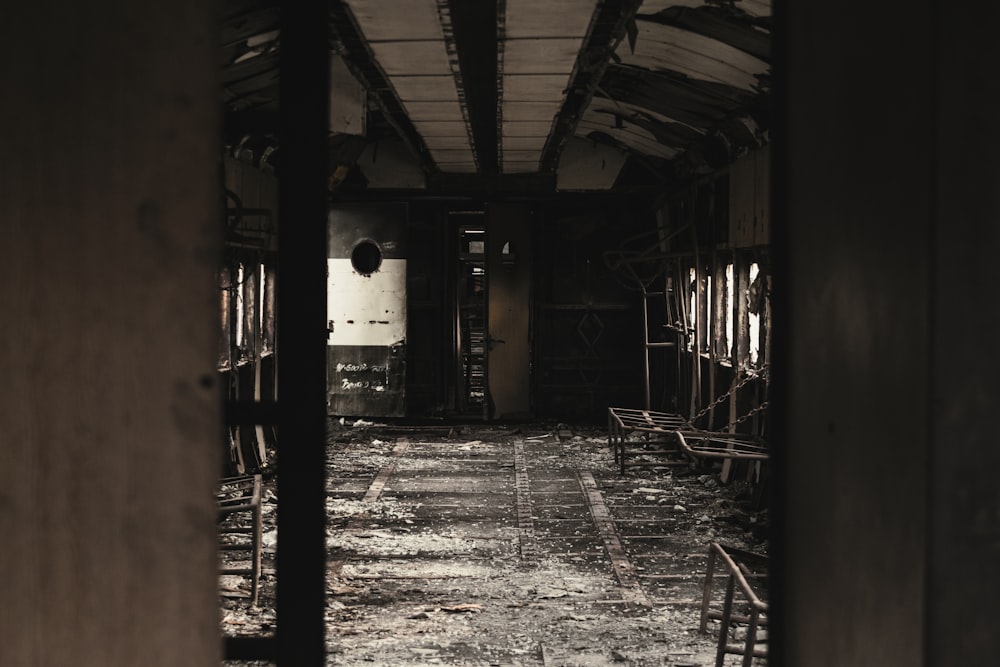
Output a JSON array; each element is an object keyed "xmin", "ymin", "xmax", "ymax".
[{"xmin": 5, "ymin": 0, "xmax": 1000, "ymax": 666}]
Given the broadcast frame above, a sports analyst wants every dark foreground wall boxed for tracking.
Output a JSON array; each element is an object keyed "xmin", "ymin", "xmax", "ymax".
[
  {"xmin": 0, "ymin": 2, "xmax": 221, "ymax": 665},
  {"xmin": 780, "ymin": 2, "xmax": 1000, "ymax": 665}
]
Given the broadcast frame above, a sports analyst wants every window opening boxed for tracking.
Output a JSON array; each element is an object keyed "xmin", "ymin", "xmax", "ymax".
[
  {"xmin": 688, "ymin": 267, "xmax": 697, "ymax": 353},
  {"xmin": 351, "ymin": 238, "xmax": 383, "ymax": 275},
  {"xmin": 749, "ymin": 262, "xmax": 761, "ymax": 366},
  {"xmin": 726, "ymin": 263, "xmax": 735, "ymax": 360},
  {"xmin": 235, "ymin": 263, "xmax": 245, "ymax": 349}
]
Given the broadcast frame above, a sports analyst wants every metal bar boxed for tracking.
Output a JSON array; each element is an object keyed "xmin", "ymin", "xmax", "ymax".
[
  {"xmin": 743, "ymin": 606, "xmax": 760, "ymax": 667},
  {"xmin": 276, "ymin": 0, "xmax": 329, "ymax": 662},
  {"xmin": 643, "ymin": 288, "xmax": 652, "ymax": 410},
  {"xmin": 577, "ymin": 471, "xmax": 651, "ymax": 608},
  {"xmin": 513, "ymin": 439, "xmax": 539, "ymax": 563},
  {"xmin": 716, "ymin": 575, "xmax": 736, "ymax": 667},
  {"xmin": 710, "ymin": 543, "xmax": 769, "ymax": 612},
  {"xmin": 700, "ymin": 544, "xmax": 718, "ymax": 633}
]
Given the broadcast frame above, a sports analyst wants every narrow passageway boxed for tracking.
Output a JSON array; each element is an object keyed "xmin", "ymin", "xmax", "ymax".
[{"xmin": 222, "ymin": 421, "xmax": 768, "ymax": 666}]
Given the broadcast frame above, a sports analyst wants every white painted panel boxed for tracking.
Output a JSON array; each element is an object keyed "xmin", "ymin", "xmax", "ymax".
[
  {"xmin": 370, "ymin": 41, "xmax": 452, "ymax": 75},
  {"xmin": 556, "ymin": 136, "xmax": 628, "ymax": 190},
  {"xmin": 390, "ymin": 75, "xmax": 460, "ymax": 101},
  {"xmin": 618, "ymin": 22, "xmax": 768, "ymax": 90},
  {"xmin": 411, "ymin": 120, "xmax": 469, "ymax": 136},
  {"xmin": 503, "ymin": 38, "xmax": 583, "ymax": 74},
  {"xmin": 502, "ymin": 73, "xmax": 571, "ymax": 101},
  {"xmin": 505, "ymin": 0, "xmax": 598, "ymax": 38},
  {"xmin": 328, "ymin": 258, "xmax": 407, "ymax": 346},
  {"xmin": 502, "ymin": 100, "xmax": 563, "ymax": 122},
  {"xmin": 345, "ymin": 0, "xmax": 444, "ymax": 41},
  {"xmin": 503, "ymin": 120, "xmax": 555, "ymax": 136}
]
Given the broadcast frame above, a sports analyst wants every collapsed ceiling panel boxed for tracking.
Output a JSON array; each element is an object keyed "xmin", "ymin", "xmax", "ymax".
[{"xmin": 617, "ymin": 21, "xmax": 768, "ymax": 92}]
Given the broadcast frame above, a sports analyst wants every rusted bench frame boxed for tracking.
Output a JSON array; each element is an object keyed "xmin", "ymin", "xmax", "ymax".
[
  {"xmin": 217, "ymin": 474, "xmax": 263, "ymax": 606},
  {"xmin": 607, "ymin": 407, "xmax": 692, "ymax": 474},
  {"xmin": 675, "ymin": 430, "xmax": 769, "ymax": 462},
  {"xmin": 700, "ymin": 542, "xmax": 768, "ymax": 667}
]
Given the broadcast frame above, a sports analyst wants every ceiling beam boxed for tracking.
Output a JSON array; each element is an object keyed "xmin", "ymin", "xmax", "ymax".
[{"xmin": 447, "ymin": 0, "xmax": 499, "ymax": 175}]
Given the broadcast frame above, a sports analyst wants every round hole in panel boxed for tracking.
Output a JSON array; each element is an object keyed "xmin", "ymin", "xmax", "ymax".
[{"xmin": 351, "ymin": 238, "xmax": 383, "ymax": 275}]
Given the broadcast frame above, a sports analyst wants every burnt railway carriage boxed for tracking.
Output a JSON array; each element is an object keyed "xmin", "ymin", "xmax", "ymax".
[{"xmin": 6, "ymin": 0, "xmax": 1000, "ymax": 666}]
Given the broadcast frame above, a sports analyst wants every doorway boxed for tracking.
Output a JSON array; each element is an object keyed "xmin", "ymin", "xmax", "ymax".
[{"xmin": 451, "ymin": 204, "xmax": 533, "ymax": 420}]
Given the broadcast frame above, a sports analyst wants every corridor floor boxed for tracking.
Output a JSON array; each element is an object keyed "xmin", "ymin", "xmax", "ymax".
[{"xmin": 221, "ymin": 421, "xmax": 768, "ymax": 666}]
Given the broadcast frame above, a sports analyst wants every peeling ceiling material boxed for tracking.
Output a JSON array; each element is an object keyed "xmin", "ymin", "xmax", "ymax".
[{"xmin": 221, "ymin": 0, "xmax": 772, "ymax": 191}]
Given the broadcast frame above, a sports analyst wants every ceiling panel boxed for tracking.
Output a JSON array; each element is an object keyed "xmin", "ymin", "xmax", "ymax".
[
  {"xmin": 503, "ymin": 101, "xmax": 563, "ymax": 122},
  {"xmin": 504, "ymin": 0, "xmax": 597, "ymax": 38},
  {"xmin": 502, "ymin": 74, "xmax": 571, "ymax": 102},
  {"xmin": 368, "ymin": 41, "xmax": 454, "ymax": 75},
  {"xmin": 502, "ymin": 120, "xmax": 555, "ymax": 137},
  {"xmin": 389, "ymin": 75, "xmax": 461, "ymax": 101},
  {"xmin": 503, "ymin": 38, "xmax": 586, "ymax": 75},
  {"xmin": 401, "ymin": 100, "xmax": 465, "ymax": 121},
  {"xmin": 413, "ymin": 134, "xmax": 474, "ymax": 150},
  {"xmin": 411, "ymin": 120, "xmax": 469, "ymax": 137},
  {"xmin": 344, "ymin": 0, "xmax": 445, "ymax": 41},
  {"xmin": 503, "ymin": 136, "xmax": 548, "ymax": 151}
]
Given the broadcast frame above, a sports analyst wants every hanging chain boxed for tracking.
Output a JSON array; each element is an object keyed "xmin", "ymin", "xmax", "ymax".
[
  {"xmin": 733, "ymin": 400, "xmax": 769, "ymax": 427},
  {"xmin": 691, "ymin": 364, "xmax": 769, "ymax": 424}
]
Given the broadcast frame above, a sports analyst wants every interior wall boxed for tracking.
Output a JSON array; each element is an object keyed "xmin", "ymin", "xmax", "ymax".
[{"xmin": 0, "ymin": 2, "xmax": 221, "ymax": 665}]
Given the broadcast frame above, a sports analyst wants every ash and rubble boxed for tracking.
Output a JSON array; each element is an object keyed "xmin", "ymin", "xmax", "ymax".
[{"xmin": 221, "ymin": 420, "xmax": 768, "ymax": 666}]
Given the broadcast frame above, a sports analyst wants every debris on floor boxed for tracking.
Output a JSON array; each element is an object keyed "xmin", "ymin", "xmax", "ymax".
[{"xmin": 222, "ymin": 421, "xmax": 768, "ymax": 666}]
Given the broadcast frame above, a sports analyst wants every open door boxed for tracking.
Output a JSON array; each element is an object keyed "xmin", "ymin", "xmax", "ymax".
[{"xmin": 486, "ymin": 203, "xmax": 532, "ymax": 419}]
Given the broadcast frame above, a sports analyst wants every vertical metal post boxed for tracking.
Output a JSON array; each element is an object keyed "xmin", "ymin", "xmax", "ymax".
[
  {"xmin": 716, "ymin": 575, "xmax": 736, "ymax": 667},
  {"xmin": 642, "ymin": 288, "xmax": 651, "ymax": 410},
  {"xmin": 277, "ymin": 1, "xmax": 329, "ymax": 664},
  {"xmin": 700, "ymin": 544, "xmax": 718, "ymax": 634},
  {"xmin": 743, "ymin": 606, "xmax": 760, "ymax": 667}
]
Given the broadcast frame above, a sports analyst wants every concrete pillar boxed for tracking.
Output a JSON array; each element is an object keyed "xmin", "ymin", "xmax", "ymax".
[{"xmin": 0, "ymin": 2, "xmax": 221, "ymax": 665}]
